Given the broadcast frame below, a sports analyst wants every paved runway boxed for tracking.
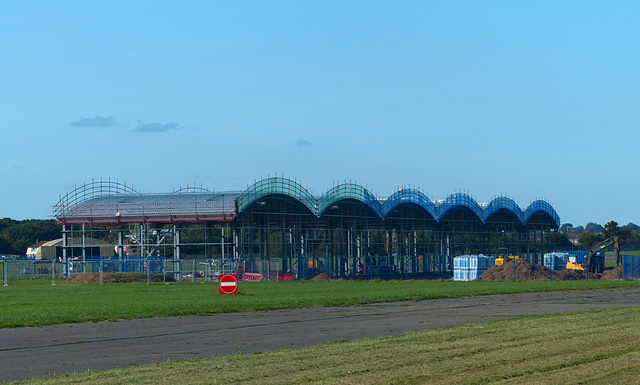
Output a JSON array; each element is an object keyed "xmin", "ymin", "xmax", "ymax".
[{"xmin": 1, "ymin": 288, "xmax": 639, "ymax": 382}]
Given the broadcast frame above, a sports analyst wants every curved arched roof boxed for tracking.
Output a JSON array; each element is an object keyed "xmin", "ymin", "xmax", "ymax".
[
  {"xmin": 381, "ymin": 189, "xmax": 437, "ymax": 220},
  {"xmin": 236, "ymin": 177, "xmax": 317, "ymax": 214},
  {"xmin": 54, "ymin": 177, "xmax": 560, "ymax": 228},
  {"xmin": 318, "ymin": 184, "xmax": 383, "ymax": 217},
  {"xmin": 484, "ymin": 197, "xmax": 524, "ymax": 223},
  {"xmin": 524, "ymin": 200, "xmax": 561, "ymax": 226},
  {"xmin": 436, "ymin": 193, "xmax": 485, "ymax": 222},
  {"xmin": 236, "ymin": 177, "xmax": 560, "ymax": 227}
]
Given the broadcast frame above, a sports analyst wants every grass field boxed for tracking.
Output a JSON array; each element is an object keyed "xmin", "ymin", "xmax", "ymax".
[
  {"xmin": 12, "ymin": 306, "xmax": 640, "ymax": 385},
  {"xmin": 1, "ymin": 278, "xmax": 640, "ymax": 328}
]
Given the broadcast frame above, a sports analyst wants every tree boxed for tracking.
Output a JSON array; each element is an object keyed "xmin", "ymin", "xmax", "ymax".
[
  {"xmin": 629, "ymin": 231, "xmax": 640, "ymax": 244},
  {"xmin": 0, "ymin": 235, "xmax": 11, "ymax": 254},
  {"xmin": 568, "ymin": 225, "xmax": 584, "ymax": 235},
  {"xmin": 0, "ymin": 219, "xmax": 61, "ymax": 255},
  {"xmin": 0, "ymin": 218, "xmax": 18, "ymax": 233},
  {"xmin": 550, "ymin": 231, "xmax": 572, "ymax": 248},
  {"xmin": 603, "ymin": 220, "xmax": 632, "ymax": 241},
  {"xmin": 585, "ymin": 222, "xmax": 604, "ymax": 234},
  {"xmin": 578, "ymin": 231, "xmax": 602, "ymax": 246},
  {"xmin": 559, "ymin": 223, "xmax": 573, "ymax": 233},
  {"xmin": 604, "ymin": 220, "xmax": 619, "ymax": 234}
]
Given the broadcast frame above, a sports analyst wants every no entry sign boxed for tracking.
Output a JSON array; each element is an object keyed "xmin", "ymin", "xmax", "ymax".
[{"xmin": 218, "ymin": 274, "xmax": 238, "ymax": 295}]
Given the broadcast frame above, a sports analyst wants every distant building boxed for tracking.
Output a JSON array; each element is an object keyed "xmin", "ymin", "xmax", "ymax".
[
  {"xmin": 26, "ymin": 241, "xmax": 48, "ymax": 259},
  {"xmin": 566, "ymin": 233, "xmax": 581, "ymax": 245},
  {"xmin": 27, "ymin": 238, "xmax": 115, "ymax": 260}
]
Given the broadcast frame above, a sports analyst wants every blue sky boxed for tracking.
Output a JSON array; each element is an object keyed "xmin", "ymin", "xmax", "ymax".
[{"xmin": 1, "ymin": 1, "xmax": 638, "ymax": 227}]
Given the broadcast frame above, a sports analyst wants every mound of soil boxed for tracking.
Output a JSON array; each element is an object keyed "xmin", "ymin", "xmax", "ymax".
[
  {"xmin": 602, "ymin": 266, "xmax": 624, "ymax": 280},
  {"xmin": 312, "ymin": 273, "xmax": 333, "ymax": 281},
  {"xmin": 478, "ymin": 259, "xmax": 550, "ymax": 281},
  {"xmin": 63, "ymin": 273, "xmax": 174, "ymax": 284},
  {"xmin": 477, "ymin": 259, "xmax": 600, "ymax": 281},
  {"xmin": 550, "ymin": 269, "xmax": 596, "ymax": 280}
]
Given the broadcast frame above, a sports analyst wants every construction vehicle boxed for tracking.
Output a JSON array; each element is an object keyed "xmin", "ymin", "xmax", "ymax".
[
  {"xmin": 565, "ymin": 257, "xmax": 586, "ymax": 271},
  {"xmin": 566, "ymin": 236, "xmax": 620, "ymax": 274},
  {"xmin": 495, "ymin": 247, "xmax": 519, "ymax": 266},
  {"xmin": 495, "ymin": 255, "xmax": 519, "ymax": 266}
]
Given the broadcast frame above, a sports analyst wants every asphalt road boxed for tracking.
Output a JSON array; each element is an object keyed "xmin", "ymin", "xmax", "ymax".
[{"xmin": 2, "ymin": 288, "xmax": 640, "ymax": 383}]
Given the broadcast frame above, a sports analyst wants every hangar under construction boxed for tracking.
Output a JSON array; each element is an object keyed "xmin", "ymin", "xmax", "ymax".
[{"xmin": 53, "ymin": 177, "xmax": 561, "ymax": 280}]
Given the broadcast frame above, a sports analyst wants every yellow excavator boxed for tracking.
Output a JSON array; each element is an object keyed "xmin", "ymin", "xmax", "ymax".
[
  {"xmin": 495, "ymin": 247, "xmax": 519, "ymax": 266},
  {"xmin": 567, "ymin": 236, "xmax": 620, "ymax": 274}
]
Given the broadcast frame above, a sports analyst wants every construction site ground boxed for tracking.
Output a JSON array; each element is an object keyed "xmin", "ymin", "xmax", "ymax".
[
  {"xmin": 1, "ymin": 287, "xmax": 640, "ymax": 383},
  {"xmin": 477, "ymin": 259, "xmax": 625, "ymax": 281}
]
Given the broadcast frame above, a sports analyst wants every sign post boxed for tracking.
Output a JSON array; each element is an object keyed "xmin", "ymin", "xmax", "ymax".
[{"xmin": 218, "ymin": 274, "xmax": 238, "ymax": 295}]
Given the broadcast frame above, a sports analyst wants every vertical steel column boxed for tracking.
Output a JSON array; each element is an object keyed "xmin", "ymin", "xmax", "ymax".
[
  {"xmin": 421, "ymin": 221, "xmax": 427, "ymax": 273},
  {"xmin": 221, "ymin": 225, "xmax": 225, "ymax": 260},
  {"xmin": 266, "ymin": 212, "xmax": 271, "ymax": 268},
  {"xmin": 82, "ymin": 224, "xmax": 86, "ymax": 273},
  {"xmin": 62, "ymin": 225, "xmax": 67, "ymax": 260},
  {"xmin": 118, "ymin": 229, "xmax": 123, "ymax": 260},
  {"xmin": 339, "ymin": 215, "xmax": 344, "ymax": 277},
  {"xmin": 233, "ymin": 223, "xmax": 238, "ymax": 260},
  {"xmin": 281, "ymin": 212, "xmax": 287, "ymax": 276},
  {"xmin": 249, "ymin": 212, "xmax": 255, "ymax": 261},
  {"xmin": 51, "ymin": 258, "xmax": 56, "ymax": 286},
  {"xmin": 412, "ymin": 228, "xmax": 417, "ymax": 275},
  {"xmin": 298, "ymin": 215, "xmax": 304, "ymax": 279},
  {"xmin": 351, "ymin": 216, "xmax": 357, "ymax": 278},
  {"xmin": 174, "ymin": 225, "xmax": 181, "ymax": 281},
  {"xmin": 203, "ymin": 222, "xmax": 208, "ymax": 263},
  {"xmin": 139, "ymin": 224, "xmax": 144, "ymax": 258},
  {"xmin": 366, "ymin": 222, "xmax": 371, "ymax": 280},
  {"xmin": 192, "ymin": 258, "xmax": 196, "ymax": 283},
  {"xmin": 310, "ymin": 221, "xmax": 317, "ymax": 278},
  {"xmin": 62, "ymin": 225, "xmax": 68, "ymax": 276},
  {"xmin": 173, "ymin": 225, "xmax": 181, "ymax": 258},
  {"xmin": 325, "ymin": 218, "xmax": 332, "ymax": 277}
]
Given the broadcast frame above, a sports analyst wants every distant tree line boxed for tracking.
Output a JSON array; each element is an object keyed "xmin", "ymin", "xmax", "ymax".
[
  {"xmin": 0, "ymin": 218, "xmax": 61, "ymax": 255},
  {"xmin": 561, "ymin": 221, "xmax": 640, "ymax": 246}
]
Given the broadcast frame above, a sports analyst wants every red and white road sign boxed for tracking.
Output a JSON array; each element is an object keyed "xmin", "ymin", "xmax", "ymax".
[{"xmin": 218, "ymin": 274, "xmax": 238, "ymax": 295}]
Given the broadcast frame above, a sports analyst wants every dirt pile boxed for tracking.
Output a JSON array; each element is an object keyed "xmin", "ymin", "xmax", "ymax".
[
  {"xmin": 63, "ymin": 273, "xmax": 174, "ymax": 284},
  {"xmin": 478, "ymin": 259, "xmax": 552, "ymax": 281},
  {"xmin": 478, "ymin": 259, "xmax": 608, "ymax": 281},
  {"xmin": 602, "ymin": 266, "xmax": 624, "ymax": 280},
  {"xmin": 550, "ymin": 269, "xmax": 596, "ymax": 280},
  {"xmin": 312, "ymin": 273, "xmax": 333, "ymax": 281}
]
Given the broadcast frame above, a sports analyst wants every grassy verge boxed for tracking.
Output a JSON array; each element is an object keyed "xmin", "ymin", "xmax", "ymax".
[
  {"xmin": 1, "ymin": 279, "xmax": 639, "ymax": 328},
  {"xmin": 13, "ymin": 306, "xmax": 640, "ymax": 384}
]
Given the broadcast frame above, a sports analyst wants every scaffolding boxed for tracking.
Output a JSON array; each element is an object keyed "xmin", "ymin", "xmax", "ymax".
[{"xmin": 55, "ymin": 179, "xmax": 238, "ymax": 225}]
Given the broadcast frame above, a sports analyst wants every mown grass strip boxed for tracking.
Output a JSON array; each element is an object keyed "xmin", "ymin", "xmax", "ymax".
[
  {"xmin": 471, "ymin": 346, "xmax": 640, "ymax": 384},
  {"xmin": 1, "ymin": 279, "xmax": 639, "ymax": 328},
  {"xmin": 10, "ymin": 307, "xmax": 640, "ymax": 385}
]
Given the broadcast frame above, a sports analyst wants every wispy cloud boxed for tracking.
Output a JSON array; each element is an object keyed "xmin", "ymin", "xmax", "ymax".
[
  {"xmin": 134, "ymin": 122, "xmax": 183, "ymax": 133},
  {"xmin": 295, "ymin": 139, "xmax": 312, "ymax": 147},
  {"xmin": 69, "ymin": 115, "xmax": 116, "ymax": 128}
]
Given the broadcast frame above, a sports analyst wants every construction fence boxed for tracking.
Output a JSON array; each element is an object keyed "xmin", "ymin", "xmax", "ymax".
[
  {"xmin": 624, "ymin": 256, "xmax": 640, "ymax": 280},
  {"xmin": 1, "ymin": 257, "xmax": 305, "ymax": 284},
  {"xmin": 2, "ymin": 254, "xmax": 640, "ymax": 285}
]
